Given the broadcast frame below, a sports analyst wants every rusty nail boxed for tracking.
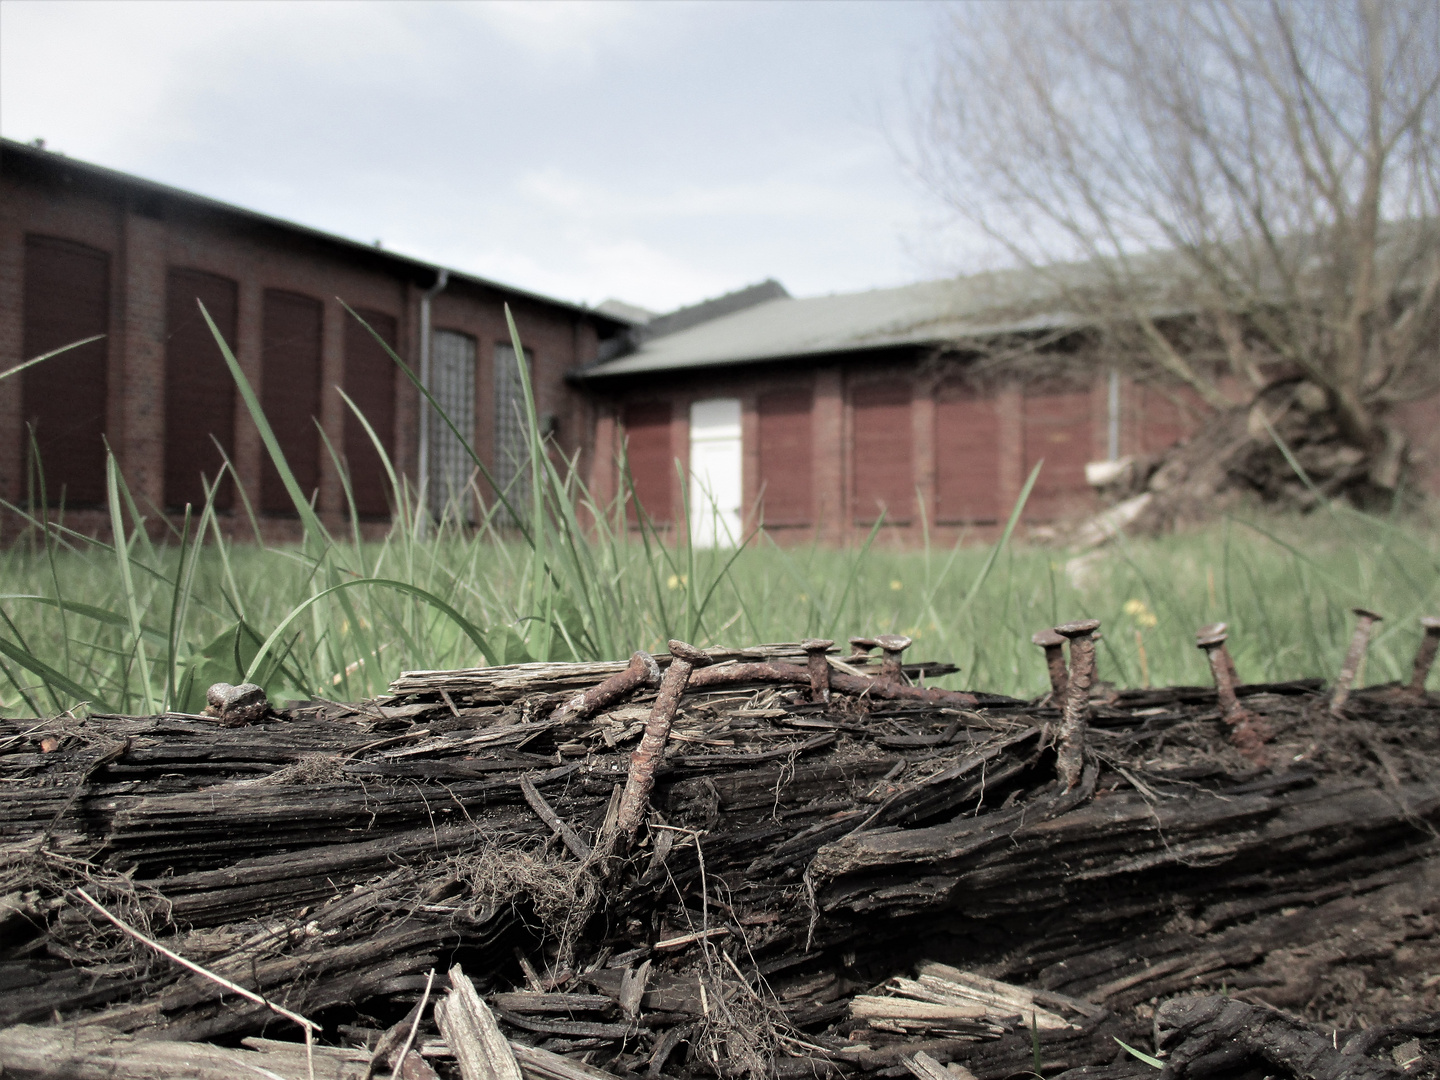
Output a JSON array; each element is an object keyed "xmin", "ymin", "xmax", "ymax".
[
  {"xmin": 681, "ymin": 658, "xmax": 978, "ymax": 707},
  {"xmin": 1197, "ymin": 622, "xmax": 1239, "ymax": 688},
  {"xmin": 801, "ymin": 638, "xmax": 834, "ymax": 703},
  {"xmin": 875, "ymin": 634, "xmax": 913, "ymax": 685},
  {"xmin": 614, "ymin": 640, "xmax": 711, "ymax": 841},
  {"xmin": 1331, "ymin": 608, "xmax": 1382, "ymax": 715},
  {"xmin": 1196, "ymin": 623, "xmax": 1272, "ymax": 765},
  {"xmin": 551, "ymin": 650, "xmax": 661, "ymax": 724},
  {"xmin": 1031, "ymin": 628, "xmax": 1068, "ymax": 699},
  {"xmin": 1053, "ymin": 619, "xmax": 1100, "ymax": 793},
  {"xmin": 847, "ymin": 636, "xmax": 879, "ymax": 665},
  {"xmin": 1195, "ymin": 624, "xmax": 1242, "ymax": 720},
  {"xmin": 1406, "ymin": 617, "xmax": 1440, "ymax": 699}
]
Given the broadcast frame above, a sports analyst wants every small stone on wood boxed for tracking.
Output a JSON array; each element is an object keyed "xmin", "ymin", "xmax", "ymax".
[{"xmin": 204, "ymin": 682, "xmax": 270, "ymax": 727}]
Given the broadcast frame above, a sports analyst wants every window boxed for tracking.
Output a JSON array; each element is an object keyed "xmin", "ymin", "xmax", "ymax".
[
  {"xmin": 493, "ymin": 342, "xmax": 532, "ymax": 521},
  {"xmin": 689, "ymin": 398, "xmax": 742, "ymax": 547},
  {"xmin": 260, "ymin": 290, "xmax": 323, "ymax": 515},
  {"xmin": 22, "ymin": 235, "xmax": 110, "ymax": 507},
  {"xmin": 428, "ymin": 329, "xmax": 476, "ymax": 521},
  {"xmin": 165, "ymin": 268, "xmax": 238, "ymax": 511},
  {"xmin": 343, "ymin": 310, "xmax": 398, "ymax": 519}
]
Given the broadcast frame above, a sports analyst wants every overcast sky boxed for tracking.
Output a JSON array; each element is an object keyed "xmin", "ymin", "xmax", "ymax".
[{"xmin": 0, "ymin": 0, "xmax": 969, "ymax": 313}]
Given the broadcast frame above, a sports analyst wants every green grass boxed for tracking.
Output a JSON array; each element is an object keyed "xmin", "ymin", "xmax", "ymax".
[{"xmin": 0, "ymin": 307, "xmax": 1435, "ymax": 718}]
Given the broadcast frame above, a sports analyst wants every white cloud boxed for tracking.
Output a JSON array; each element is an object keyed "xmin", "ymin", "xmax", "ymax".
[
  {"xmin": 460, "ymin": 0, "xmax": 641, "ymax": 64},
  {"xmin": 0, "ymin": 0, "xmax": 945, "ymax": 313}
]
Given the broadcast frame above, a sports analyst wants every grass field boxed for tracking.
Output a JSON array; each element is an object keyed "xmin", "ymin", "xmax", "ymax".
[{"xmin": 0, "ymin": 307, "xmax": 1435, "ymax": 718}]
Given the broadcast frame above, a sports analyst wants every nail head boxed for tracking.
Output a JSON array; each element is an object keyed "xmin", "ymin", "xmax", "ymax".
[
  {"xmin": 1031, "ymin": 629, "xmax": 1065, "ymax": 647},
  {"xmin": 634, "ymin": 651, "xmax": 662, "ymax": 683},
  {"xmin": 800, "ymin": 639, "xmax": 835, "ymax": 652},
  {"xmin": 1054, "ymin": 619, "xmax": 1101, "ymax": 638},
  {"xmin": 667, "ymin": 640, "xmax": 712, "ymax": 665},
  {"xmin": 875, "ymin": 634, "xmax": 913, "ymax": 651}
]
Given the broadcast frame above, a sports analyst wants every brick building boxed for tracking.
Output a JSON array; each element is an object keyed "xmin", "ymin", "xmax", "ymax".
[
  {"xmin": 0, "ymin": 138, "xmax": 627, "ymax": 536},
  {"xmin": 580, "ymin": 276, "xmax": 1440, "ymax": 546},
  {"xmin": 5, "ymin": 138, "xmax": 1436, "ymax": 548}
]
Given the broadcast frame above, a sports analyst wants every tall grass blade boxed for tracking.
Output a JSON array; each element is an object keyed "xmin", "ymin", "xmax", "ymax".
[
  {"xmin": 106, "ymin": 452, "xmax": 157, "ymax": 715},
  {"xmin": 198, "ymin": 299, "xmax": 329, "ymax": 547}
]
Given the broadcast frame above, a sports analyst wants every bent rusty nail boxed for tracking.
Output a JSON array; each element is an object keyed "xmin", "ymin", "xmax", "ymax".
[
  {"xmin": 614, "ymin": 640, "xmax": 711, "ymax": 841},
  {"xmin": 801, "ymin": 638, "xmax": 834, "ymax": 703},
  {"xmin": 683, "ymin": 658, "xmax": 978, "ymax": 707},
  {"xmin": 1405, "ymin": 616, "xmax": 1440, "ymax": 699},
  {"xmin": 1053, "ymin": 620, "xmax": 1100, "ymax": 794},
  {"xmin": 1195, "ymin": 624, "xmax": 1242, "ymax": 720},
  {"xmin": 550, "ymin": 651, "xmax": 661, "ymax": 725},
  {"xmin": 1031, "ymin": 628, "xmax": 1068, "ymax": 699},
  {"xmin": 1331, "ymin": 608, "xmax": 1382, "ymax": 715},
  {"xmin": 875, "ymin": 634, "xmax": 913, "ymax": 685},
  {"xmin": 687, "ymin": 660, "xmax": 809, "ymax": 689}
]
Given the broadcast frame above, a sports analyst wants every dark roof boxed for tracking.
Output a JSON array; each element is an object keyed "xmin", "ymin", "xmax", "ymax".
[
  {"xmin": 1, "ymin": 138, "xmax": 627, "ymax": 329},
  {"xmin": 575, "ymin": 269, "xmax": 1094, "ymax": 380},
  {"xmin": 643, "ymin": 278, "xmax": 791, "ymax": 339},
  {"xmin": 576, "ymin": 216, "xmax": 1439, "ymax": 382}
]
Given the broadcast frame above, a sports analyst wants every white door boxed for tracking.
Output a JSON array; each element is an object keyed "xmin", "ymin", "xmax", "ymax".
[{"xmin": 689, "ymin": 398, "xmax": 742, "ymax": 547}]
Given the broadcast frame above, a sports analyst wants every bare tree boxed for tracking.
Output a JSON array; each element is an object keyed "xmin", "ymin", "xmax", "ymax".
[{"xmin": 915, "ymin": 0, "xmax": 1440, "ymax": 490}]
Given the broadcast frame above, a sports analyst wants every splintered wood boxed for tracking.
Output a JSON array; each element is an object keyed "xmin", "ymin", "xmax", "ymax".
[{"xmin": 2, "ymin": 640, "xmax": 1438, "ymax": 1080}]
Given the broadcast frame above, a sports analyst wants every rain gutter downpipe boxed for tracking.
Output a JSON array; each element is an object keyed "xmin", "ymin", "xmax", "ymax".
[
  {"xmin": 417, "ymin": 268, "xmax": 449, "ymax": 532},
  {"xmin": 1107, "ymin": 367, "xmax": 1121, "ymax": 461}
]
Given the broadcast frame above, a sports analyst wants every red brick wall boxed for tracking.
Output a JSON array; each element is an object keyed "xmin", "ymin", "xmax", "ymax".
[
  {"xmin": 935, "ymin": 380, "xmax": 1002, "ymax": 524},
  {"xmin": 589, "ymin": 359, "xmax": 1144, "ymax": 546},
  {"xmin": 757, "ymin": 387, "xmax": 813, "ymax": 526},
  {"xmin": 851, "ymin": 378, "xmax": 914, "ymax": 525},
  {"xmin": 0, "ymin": 164, "xmax": 606, "ymax": 538},
  {"xmin": 1022, "ymin": 387, "xmax": 1096, "ymax": 523}
]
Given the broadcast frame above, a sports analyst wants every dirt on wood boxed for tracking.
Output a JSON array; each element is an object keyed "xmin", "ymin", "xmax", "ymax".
[{"xmin": 1, "ymin": 639, "xmax": 1437, "ymax": 1080}]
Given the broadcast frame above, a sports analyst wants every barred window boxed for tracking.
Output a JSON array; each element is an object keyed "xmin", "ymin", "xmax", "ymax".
[{"xmin": 429, "ymin": 329, "xmax": 477, "ymax": 522}]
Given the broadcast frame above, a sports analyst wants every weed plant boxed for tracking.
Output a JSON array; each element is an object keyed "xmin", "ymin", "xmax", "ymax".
[{"xmin": 0, "ymin": 309, "xmax": 1435, "ymax": 718}]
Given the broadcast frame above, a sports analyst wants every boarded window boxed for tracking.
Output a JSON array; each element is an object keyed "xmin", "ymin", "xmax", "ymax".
[
  {"xmin": 428, "ymin": 329, "xmax": 477, "ymax": 521},
  {"xmin": 935, "ymin": 382, "xmax": 1001, "ymax": 524},
  {"xmin": 493, "ymin": 342, "xmax": 532, "ymax": 521},
  {"xmin": 622, "ymin": 401, "xmax": 673, "ymax": 524},
  {"xmin": 260, "ymin": 290, "xmax": 323, "ymax": 515},
  {"xmin": 21, "ymin": 235, "xmax": 109, "ymax": 507},
  {"xmin": 852, "ymin": 383, "xmax": 912, "ymax": 524},
  {"xmin": 758, "ymin": 388, "xmax": 812, "ymax": 527},
  {"xmin": 1022, "ymin": 389, "xmax": 1092, "ymax": 521},
  {"xmin": 343, "ymin": 309, "xmax": 397, "ymax": 519},
  {"xmin": 165, "ymin": 268, "xmax": 237, "ymax": 511}
]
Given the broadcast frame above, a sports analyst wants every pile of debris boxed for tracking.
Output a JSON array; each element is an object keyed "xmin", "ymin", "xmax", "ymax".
[{"xmin": 2, "ymin": 621, "xmax": 1439, "ymax": 1080}]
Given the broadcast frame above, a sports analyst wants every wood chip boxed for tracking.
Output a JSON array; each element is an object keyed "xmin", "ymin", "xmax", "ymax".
[{"xmin": 435, "ymin": 964, "xmax": 524, "ymax": 1080}]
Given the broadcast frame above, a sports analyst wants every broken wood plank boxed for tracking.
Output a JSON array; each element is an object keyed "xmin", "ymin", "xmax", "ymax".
[{"xmin": 433, "ymin": 964, "xmax": 524, "ymax": 1080}]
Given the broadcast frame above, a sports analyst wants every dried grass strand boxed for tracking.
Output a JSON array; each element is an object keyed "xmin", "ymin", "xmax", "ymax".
[{"xmin": 73, "ymin": 887, "xmax": 319, "ymax": 1080}]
